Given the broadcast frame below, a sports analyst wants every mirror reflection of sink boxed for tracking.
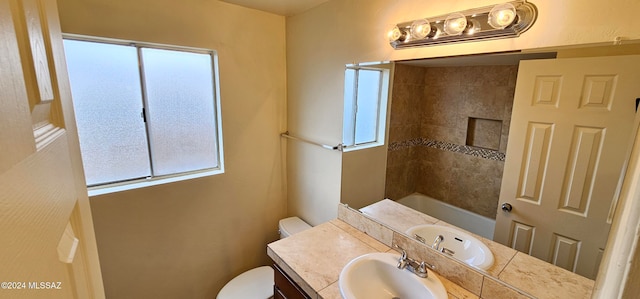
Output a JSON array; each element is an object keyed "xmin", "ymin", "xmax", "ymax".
[
  {"xmin": 339, "ymin": 252, "xmax": 447, "ymax": 299},
  {"xmin": 406, "ymin": 224, "xmax": 494, "ymax": 270}
]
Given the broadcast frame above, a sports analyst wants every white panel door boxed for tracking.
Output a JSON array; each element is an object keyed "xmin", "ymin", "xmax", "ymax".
[
  {"xmin": 0, "ymin": 0, "xmax": 104, "ymax": 298},
  {"xmin": 494, "ymin": 55, "xmax": 640, "ymax": 279}
]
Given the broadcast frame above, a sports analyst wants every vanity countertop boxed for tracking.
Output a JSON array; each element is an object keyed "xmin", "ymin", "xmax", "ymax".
[{"xmin": 267, "ymin": 219, "xmax": 479, "ymax": 299}]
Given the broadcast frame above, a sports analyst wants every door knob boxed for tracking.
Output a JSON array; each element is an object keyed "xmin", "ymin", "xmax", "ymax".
[{"xmin": 501, "ymin": 203, "xmax": 513, "ymax": 212}]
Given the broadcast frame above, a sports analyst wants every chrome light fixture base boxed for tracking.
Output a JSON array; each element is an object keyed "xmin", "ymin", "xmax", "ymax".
[{"xmin": 389, "ymin": 0, "xmax": 537, "ymax": 49}]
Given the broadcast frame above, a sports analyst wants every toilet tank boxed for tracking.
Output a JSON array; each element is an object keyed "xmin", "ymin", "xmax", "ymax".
[{"xmin": 278, "ymin": 217, "xmax": 311, "ymax": 238}]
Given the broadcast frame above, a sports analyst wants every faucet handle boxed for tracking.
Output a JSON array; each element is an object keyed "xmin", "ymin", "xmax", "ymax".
[
  {"xmin": 415, "ymin": 261, "xmax": 435, "ymax": 278},
  {"xmin": 440, "ymin": 247, "xmax": 455, "ymax": 256},
  {"xmin": 417, "ymin": 261, "xmax": 427, "ymax": 274},
  {"xmin": 393, "ymin": 244, "xmax": 407, "ymax": 259},
  {"xmin": 420, "ymin": 260, "xmax": 436, "ymax": 270}
]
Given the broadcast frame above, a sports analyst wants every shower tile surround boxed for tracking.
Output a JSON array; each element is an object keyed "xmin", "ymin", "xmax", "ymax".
[{"xmin": 386, "ymin": 64, "xmax": 518, "ymax": 219}]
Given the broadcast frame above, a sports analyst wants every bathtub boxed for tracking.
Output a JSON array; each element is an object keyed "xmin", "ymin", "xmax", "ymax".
[{"xmin": 396, "ymin": 193, "xmax": 496, "ymax": 239}]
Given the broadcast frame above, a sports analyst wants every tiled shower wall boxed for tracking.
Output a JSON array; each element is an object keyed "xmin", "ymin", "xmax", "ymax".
[{"xmin": 385, "ymin": 63, "xmax": 518, "ymax": 219}]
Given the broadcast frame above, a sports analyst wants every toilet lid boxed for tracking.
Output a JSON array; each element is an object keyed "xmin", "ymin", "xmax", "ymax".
[
  {"xmin": 217, "ymin": 266, "xmax": 274, "ymax": 299},
  {"xmin": 279, "ymin": 217, "xmax": 311, "ymax": 237}
]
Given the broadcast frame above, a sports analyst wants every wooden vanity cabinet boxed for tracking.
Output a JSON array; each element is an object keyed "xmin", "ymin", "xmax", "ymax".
[{"xmin": 273, "ymin": 263, "xmax": 311, "ymax": 299}]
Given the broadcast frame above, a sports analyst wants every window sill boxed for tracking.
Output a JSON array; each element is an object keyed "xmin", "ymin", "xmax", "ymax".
[
  {"xmin": 87, "ymin": 168, "xmax": 223, "ymax": 197},
  {"xmin": 342, "ymin": 142, "xmax": 385, "ymax": 152}
]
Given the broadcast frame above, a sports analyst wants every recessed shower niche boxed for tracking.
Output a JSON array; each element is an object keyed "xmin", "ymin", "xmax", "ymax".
[{"xmin": 466, "ymin": 117, "xmax": 503, "ymax": 150}]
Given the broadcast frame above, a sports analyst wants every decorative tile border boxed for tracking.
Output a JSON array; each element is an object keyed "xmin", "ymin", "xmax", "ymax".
[{"xmin": 388, "ymin": 138, "xmax": 506, "ymax": 161}]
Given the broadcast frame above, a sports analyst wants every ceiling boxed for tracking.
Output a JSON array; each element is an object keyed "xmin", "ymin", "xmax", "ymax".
[{"xmin": 220, "ymin": 0, "xmax": 329, "ymax": 16}]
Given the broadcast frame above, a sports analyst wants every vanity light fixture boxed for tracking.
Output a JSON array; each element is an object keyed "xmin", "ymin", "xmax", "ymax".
[{"xmin": 388, "ymin": 0, "xmax": 537, "ymax": 49}]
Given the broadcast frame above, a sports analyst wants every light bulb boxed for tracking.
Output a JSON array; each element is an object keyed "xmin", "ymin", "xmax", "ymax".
[
  {"xmin": 443, "ymin": 13, "xmax": 467, "ymax": 36},
  {"xmin": 488, "ymin": 3, "xmax": 517, "ymax": 29},
  {"xmin": 410, "ymin": 19, "xmax": 431, "ymax": 40},
  {"xmin": 388, "ymin": 26, "xmax": 407, "ymax": 42}
]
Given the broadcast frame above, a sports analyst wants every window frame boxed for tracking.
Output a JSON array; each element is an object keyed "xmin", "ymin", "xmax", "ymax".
[
  {"xmin": 63, "ymin": 34, "xmax": 225, "ymax": 196},
  {"xmin": 342, "ymin": 62, "xmax": 392, "ymax": 152}
]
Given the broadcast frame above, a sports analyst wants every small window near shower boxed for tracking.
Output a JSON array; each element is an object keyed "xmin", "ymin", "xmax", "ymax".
[
  {"xmin": 342, "ymin": 63, "xmax": 391, "ymax": 151},
  {"xmin": 63, "ymin": 37, "xmax": 224, "ymax": 196}
]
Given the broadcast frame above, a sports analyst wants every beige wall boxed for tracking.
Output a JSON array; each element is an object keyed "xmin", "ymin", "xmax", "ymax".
[
  {"xmin": 286, "ymin": 0, "xmax": 640, "ymax": 230},
  {"xmin": 341, "ymin": 146, "xmax": 388, "ymax": 209},
  {"xmin": 57, "ymin": 0, "xmax": 286, "ymax": 297}
]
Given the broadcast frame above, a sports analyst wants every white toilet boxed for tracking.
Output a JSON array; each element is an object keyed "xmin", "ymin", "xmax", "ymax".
[{"xmin": 216, "ymin": 217, "xmax": 311, "ymax": 299}]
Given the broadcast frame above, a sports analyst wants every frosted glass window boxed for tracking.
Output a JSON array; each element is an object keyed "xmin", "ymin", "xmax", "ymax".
[
  {"xmin": 141, "ymin": 48, "xmax": 218, "ymax": 176},
  {"xmin": 64, "ymin": 40, "xmax": 151, "ymax": 186},
  {"xmin": 342, "ymin": 69, "xmax": 356, "ymax": 145},
  {"xmin": 342, "ymin": 65, "xmax": 388, "ymax": 150},
  {"xmin": 354, "ymin": 70, "xmax": 381, "ymax": 144},
  {"xmin": 63, "ymin": 38, "xmax": 223, "ymax": 189}
]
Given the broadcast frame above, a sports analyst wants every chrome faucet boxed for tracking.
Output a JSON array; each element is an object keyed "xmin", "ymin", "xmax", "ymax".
[
  {"xmin": 393, "ymin": 245, "xmax": 434, "ymax": 278},
  {"xmin": 431, "ymin": 235, "xmax": 456, "ymax": 255},
  {"xmin": 432, "ymin": 235, "xmax": 444, "ymax": 250},
  {"xmin": 413, "ymin": 234, "xmax": 426, "ymax": 244}
]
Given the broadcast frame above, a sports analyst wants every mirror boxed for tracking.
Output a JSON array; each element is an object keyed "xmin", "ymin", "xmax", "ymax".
[{"xmin": 341, "ymin": 43, "xmax": 640, "ymax": 284}]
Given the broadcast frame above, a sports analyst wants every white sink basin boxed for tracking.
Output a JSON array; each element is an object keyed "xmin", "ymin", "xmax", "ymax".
[
  {"xmin": 406, "ymin": 224, "xmax": 494, "ymax": 270},
  {"xmin": 339, "ymin": 252, "xmax": 447, "ymax": 299}
]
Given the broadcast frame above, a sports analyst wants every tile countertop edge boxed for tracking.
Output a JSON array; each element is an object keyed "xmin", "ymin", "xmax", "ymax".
[
  {"xmin": 267, "ymin": 220, "xmax": 387, "ymax": 299},
  {"xmin": 266, "ymin": 246, "xmax": 316, "ymax": 297}
]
